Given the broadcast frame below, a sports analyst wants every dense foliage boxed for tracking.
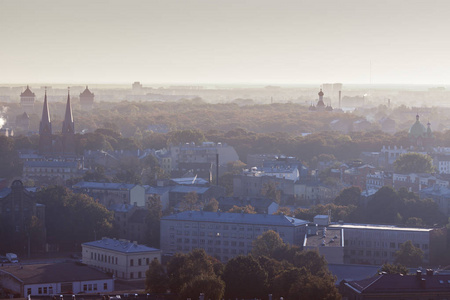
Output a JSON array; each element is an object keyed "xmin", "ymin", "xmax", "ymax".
[{"xmin": 36, "ymin": 186, "xmax": 114, "ymax": 250}]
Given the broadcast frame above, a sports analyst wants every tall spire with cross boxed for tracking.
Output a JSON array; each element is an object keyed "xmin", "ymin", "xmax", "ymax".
[{"xmin": 61, "ymin": 87, "xmax": 75, "ymax": 155}]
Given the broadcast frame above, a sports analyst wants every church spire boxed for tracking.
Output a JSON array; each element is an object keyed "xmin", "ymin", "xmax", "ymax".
[
  {"xmin": 62, "ymin": 87, "xmax": 74, "ymax": 134},
  {"xmin": 39, "ymin": 87, "xmax": 51, "ymax": 134},
  {"xmin": 38, "ymin": 87, "xmax": 53, "ymax": 154}
]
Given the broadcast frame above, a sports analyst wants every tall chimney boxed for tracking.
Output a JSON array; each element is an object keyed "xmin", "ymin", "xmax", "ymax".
[
  {"xmin": 339, "ymin": 90, "xmax": 341, "ymax": 109},
  {"xmin": 216, "ymin": 153, "xmax": 219, "ymax": 186}
]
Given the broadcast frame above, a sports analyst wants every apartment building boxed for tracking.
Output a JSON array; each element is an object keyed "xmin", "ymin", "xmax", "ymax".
[{"xmin": 160, "ymin": 211, "xmax": 308, "ymax": 263}]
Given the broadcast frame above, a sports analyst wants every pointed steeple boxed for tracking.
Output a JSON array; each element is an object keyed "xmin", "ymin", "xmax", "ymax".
[
  {"xmin": 39, "ymin": 87, "xmax": 53, "ymax": 154},
  {"xmin": 62, "ymin": 87, "xmax": 74, "ymax": 134},
  {"xmin": 39, "ymin": 87, "xmax": 51, "ymax": 135}
]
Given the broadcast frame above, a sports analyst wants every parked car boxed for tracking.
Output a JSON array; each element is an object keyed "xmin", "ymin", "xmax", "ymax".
[
  {"xmin": 0, "ymin": 255, "xmax": 9, "ymax": 263},
  {"xmin": 6, "ymin": 253, "xmax": 19, "ymax": 263}
]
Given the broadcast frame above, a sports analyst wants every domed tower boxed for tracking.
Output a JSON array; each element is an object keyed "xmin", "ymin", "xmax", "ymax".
[
  {"xmin": 79, "ymin": 86, "xmax": 94, "ymax": 110},
  {"xmin": 316, "ymin": 88, "xmax": 325, "ymax": 110},
  {"xmin": 20, "ymin": 85, "xmax": 35, "ymax": 114},
  {"xmin": 408, "ymin": 114, "xmax": 433, "ymax": 149}
]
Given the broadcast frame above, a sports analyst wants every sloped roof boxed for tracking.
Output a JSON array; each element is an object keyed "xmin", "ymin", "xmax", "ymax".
[
  {"xmin": 0, "ymin": 262, "xmax": 112, "ymax": 285},
  {"xmin": 80, "ymin": 86, "xmax": 94, "ymax": 97},
  {"xmin": 20, "ymin": 86, "xmax": 35, "ymax": 97},
  {"xmin": 162, "ymin": 211, "xmax": 308, "ymax": 227},
  {"xmin": 345, "ymin": 273, "xmax": 450, "ymax": 294},
  {"xmin": 82, "ymin": 238, "xmax": 159, "ymax": 253}
]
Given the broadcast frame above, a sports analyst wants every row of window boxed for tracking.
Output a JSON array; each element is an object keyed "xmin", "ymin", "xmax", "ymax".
[
  {"xmin": 172, "ymin": 239, "xmax": 251, "ymax": 247},
  {"xmin": 345, "ymin": 240, "xmax": 429, "ymax": 250},
  {"xmin": 172, "ymin": 245, "xmax": 250, "ymax": 256}
]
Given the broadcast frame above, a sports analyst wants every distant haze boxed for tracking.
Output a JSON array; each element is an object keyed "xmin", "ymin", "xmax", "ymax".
[{"xmin": 1, "ymin": 0, "xmax": 450, "ymax": 85}]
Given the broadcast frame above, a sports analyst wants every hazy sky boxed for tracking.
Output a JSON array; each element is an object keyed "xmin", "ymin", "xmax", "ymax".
[{"xmin": 1, "ymin": 0, "xmax": 450, "ymax": 85}]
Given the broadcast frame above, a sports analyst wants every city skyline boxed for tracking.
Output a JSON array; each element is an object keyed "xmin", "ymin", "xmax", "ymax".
[{"xmin": 1, "ymin": 0, "xmax": 450, "ymax": 85}]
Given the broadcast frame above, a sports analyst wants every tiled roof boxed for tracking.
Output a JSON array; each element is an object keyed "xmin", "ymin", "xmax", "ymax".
[
  {"xmin": 72, "ymin": 181, "xmax": 137, "ymax": 191},
  {"xmin": 0, "ymin": 262, "xmax": 112, "ymax": 284},
  {"xmin": 162, "ymin": 211, "xmax": 308, "ymax": 227},
  {"xmin": 82, "ymin": 238, "xmax": 160, "ymax": 253}
]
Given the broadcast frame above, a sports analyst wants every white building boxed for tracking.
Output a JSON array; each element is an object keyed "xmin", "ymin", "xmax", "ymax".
[
  {"xmin": 0, "ymin": 262, "xmax": 114, "ymax": 297},
  {"xmin": 82, "ymin": 238, "xmax": 161, "ymax": 280}
]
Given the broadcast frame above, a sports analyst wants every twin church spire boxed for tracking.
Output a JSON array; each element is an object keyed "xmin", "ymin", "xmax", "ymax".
[{"xmin": 38, "ymin": 87, "xmax": 75, "ymax": 155}]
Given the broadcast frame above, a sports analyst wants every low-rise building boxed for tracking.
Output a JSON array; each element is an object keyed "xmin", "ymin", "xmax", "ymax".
[
  {"xmin": 341, "ymin": 271, "xmax": 450, "ymax": 300},
  {"xmin": 0, "ymin": 262, "xmax": 114, "ymax": 297},
  {"xmin": 303, "ymin": 226, "xmax": 344, "ymax": 264},
  {"xmin": 72, "ymin": 182, "xmax": 146, "ymax": 208},
  {"xmin": 82, "ymin": 238, "xmax": 161, "ymax": 280},
  {"xmin": 329, "ymin": 223, "xmax": 441, "ymax": 265},
  {"xmin": 160, "ymin": 211, "xmax": 308, "ymax": 263}
]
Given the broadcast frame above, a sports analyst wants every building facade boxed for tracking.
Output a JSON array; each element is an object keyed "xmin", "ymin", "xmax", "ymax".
[
  {"xmin": 160, "ymin": 211, "xmax": 308, "ymax": 263},
  {"xmin": 0, "ymin": 263, "xmax": 114, "ymax": 297},
  {"xmin": 82, "ymin": 238, "xmax": 161, "ymax": 280},
  {"xmin": 328, "ymin": 223, "xmax": 439, "ymax": 265}
]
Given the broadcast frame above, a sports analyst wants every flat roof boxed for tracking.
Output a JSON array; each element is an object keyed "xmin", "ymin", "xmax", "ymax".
[
  {"xmin": 162, "ymin": 211, "xmax": 308, "ymax": 227},
  {"xmin": 82, "ymin": 238, "xmax": 160, "ymax": 253},
  {"xmin": 329, "ymin": 223, "xmax": 434, "ymax": 232},
  {"xmin": 304, "ymin": 228, "xmax": 343, "ymax": 248}
]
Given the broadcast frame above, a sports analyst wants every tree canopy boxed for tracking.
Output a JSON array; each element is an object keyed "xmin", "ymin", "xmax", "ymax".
[{"xmin": 393, "ymin": 152, "xmax": 435, "ymax": 174}]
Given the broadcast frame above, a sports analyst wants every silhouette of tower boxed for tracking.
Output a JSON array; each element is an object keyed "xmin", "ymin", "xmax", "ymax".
[
  {"xmin": 20, "ymin": 85, "xmax": 36, "ymax": 114},
  {"xmin": 61, "ymin": 88, "xmax": 75, "ymax": 155},
  {"xmin": 38, "ymin": 88, "xmax": 52, "ymax": 154},
  {"xmin": 79, "ymin": 86, "xmax": 94, "ymax": 110}
]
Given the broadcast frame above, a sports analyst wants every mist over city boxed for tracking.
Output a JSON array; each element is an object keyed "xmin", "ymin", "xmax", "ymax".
[{"xmin": 2, "ymin": 1, "xmax": 450, "ymax": 300}]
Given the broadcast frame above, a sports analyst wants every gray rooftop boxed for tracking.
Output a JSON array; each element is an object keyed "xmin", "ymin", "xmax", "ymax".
[
  {"xmin": 73, "ymin": 181, "xmax": 137, "ymax": 191},
  {"xmin": 162, "ymin": 211, "xmax": 308, "ymax": 227},
  {"xmin": 170, "ymin": 185, "xmax": 210, "ymax": 194},
  {"xmin": 82, "ymin": 238, "xmax": 160, "ymax": 253}
]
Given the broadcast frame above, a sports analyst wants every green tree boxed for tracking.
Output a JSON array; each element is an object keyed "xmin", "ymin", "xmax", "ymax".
[
  {"xmin": 252, "ymin": 230, "xmax": 286, "ymax": 258},
  {"xmin": 166, "ymin": 249, "xmax": 220, "ymax": 294},
  {"xmin": 393, "ymin": 153, "xmax": 435, "ymax": 174},
  {"xmin": 227, "ymin": 205, "xmax": 257, "ymax": 214},
  {"xmin": 379, "ymin": 263, "xmax": 409, "ymax": 275},
  {"xmin": 293, "ymin": 250, "xmax": 330, "ymax": 277},
  {"xmin": 145, "ymin": 196, "xmax": 162, "ymax": 247},
  {"xmin": 0, "ymin": 136, "xmax": 22, "ymax": 178},
  {"xmin": 179, "ymin": 191, "xmax": 200, "ymax": 211},
  {"xmin": 37, "ymin": 186, "xmax": 113, "ymax": 248},
  {"xmin": 203, "ymin": 198, "xmax": 219, "ymax": 212},
  {"xmin": 394, "ymin": 240, "xmax": 424, "ymax": 267},
  {"xmin": 167, "ymin": 129, "xmax": 206, "ymax": 146},
  {"xmin": 222, "ymin": 255, "xmax": 268, "ymax": 300},
  {"xmin": 178, "ymin": 275, "xmax": 225, "ymax": 300},
  {"xmin": 333, "ymin": 186, "xmax": 361, "ymax": 206},
  {"xmin": 145, "ymin": 258, "xmax": 169, "ymax": 293},
  {"xmin": 261, "ymin": 182, "xmax": 281, "ymax": 204}
]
